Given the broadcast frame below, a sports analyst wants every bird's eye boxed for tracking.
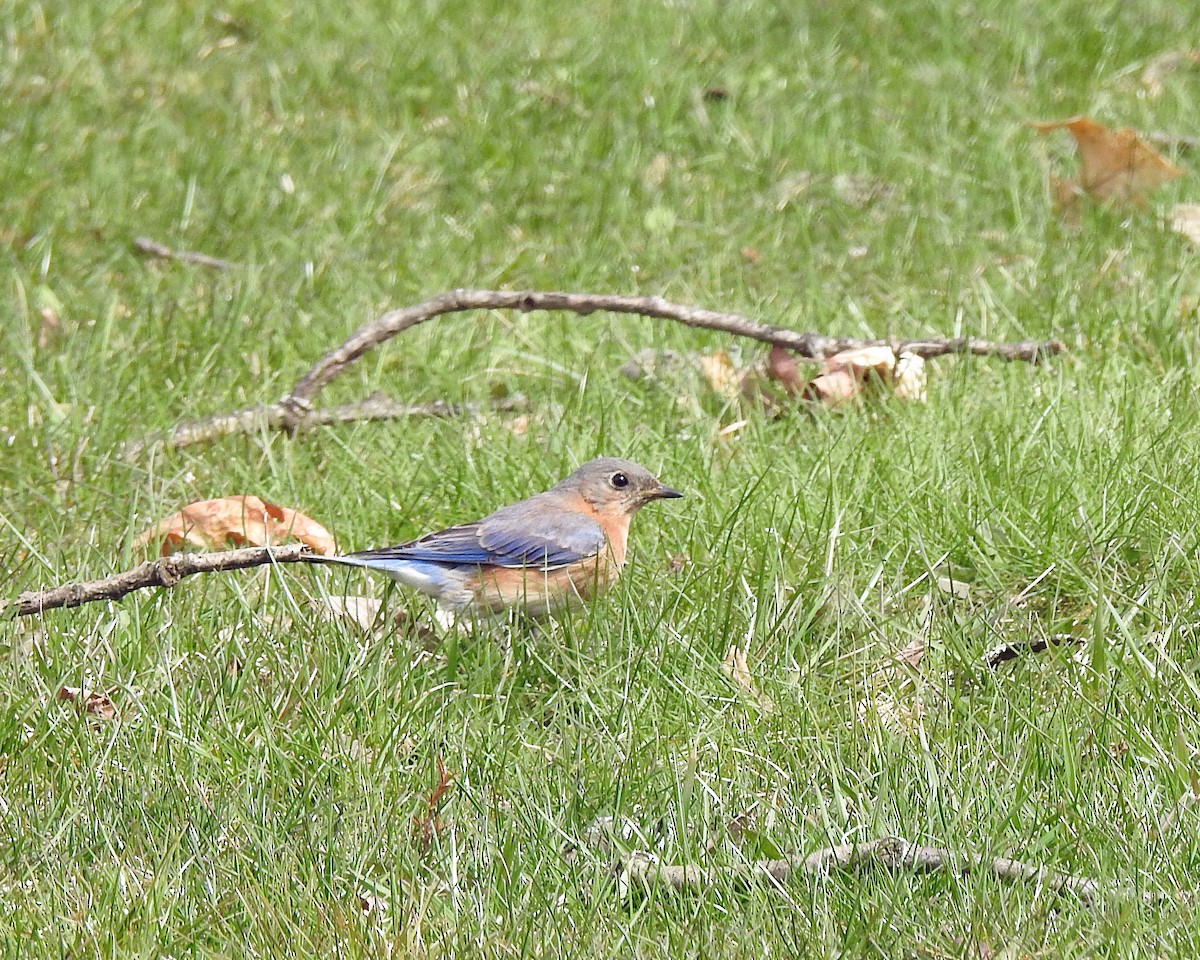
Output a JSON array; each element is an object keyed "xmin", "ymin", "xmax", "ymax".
[{"xmin": 610, "ymin": 472, "xmax": 629, "ymax": 489}]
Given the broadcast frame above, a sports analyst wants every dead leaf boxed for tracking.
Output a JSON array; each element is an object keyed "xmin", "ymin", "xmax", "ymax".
[
  {"xmin": 667, "ymin": 553, "xmax": 689, "ymax": 576},
  {"xmin": 803, "ymin": 345, "xmax": 907, "ymax": 408},
  {"xmin": 766, "ymin": 345, "xmax": 804, "ymax": 395},
  {"xmin": 893, "ymin": 352, "xmax": 927, "ymax": 402},
  {"xmin": 643, "ymin": 152, "xmax": 671, "ymax": 187},
  {"xmin": 37, "ymin": 307, "xmax": 62, "ymax": 349},
  {"xmin": 1031, "ymin": 116, "xmax": 1185, "ymax": 209},
  {"xmin": 935, "ymin": 575, "xmax": 971, "ymax": 599},
  {"xmin": 721, "ymin": 645, "xmax": 755, "ymax": 695},
  {"xmin": 698, "ymin": 350, "xmax": 746, "ymax": 399},
  {"xmin": 57, "ymin": 686, "xmax": 117, "ymax": 720},
  {"xmin": 134, "ymin": 495, "xmax": 336, "ymax": 556},
  {"xmin": 1171, "ymin": 203, "xmax": 1200, "ymax": 244},
  {"xmin": 413, "ymin": 756, "xmax": 454, "ymax": 849},
  {"xmin": 894, "ymin": 637, "xmax": 925, "ymax": 669},
  {"xmin": 1141, "ymin": 49, "xmax": 1200, "ymax": 98},
  {"xmin": 322, "ymin": 596, "xmax": 386, "ymax": 633},
  {"xmin": 720, "ymin": 645, "xmax": 773, "ymax": 710}
]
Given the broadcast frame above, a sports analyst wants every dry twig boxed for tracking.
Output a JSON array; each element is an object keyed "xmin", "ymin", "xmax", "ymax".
[
  {"xmin": 6, "ymin": 544, "xmax": 308, "ymax": 618},
  {"xmin": 609, "ymin": 836, "xmax": 1161, "ymax": 905},
  {"xmin": 121, "ymin": 392, "xmax": 526, "ymax": 459},
  {"xmin": 133, "ymin": 236, "xmax": 235, "ymax": 271},
  {"xmin": 129, "ymin": 288, "xmax": 1065, "ymax": 455}
]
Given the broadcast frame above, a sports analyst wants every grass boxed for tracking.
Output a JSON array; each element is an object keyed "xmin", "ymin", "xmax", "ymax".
[{"xmin": 5, "ymin": 0, "xmax": 1200, "ymax": 954}]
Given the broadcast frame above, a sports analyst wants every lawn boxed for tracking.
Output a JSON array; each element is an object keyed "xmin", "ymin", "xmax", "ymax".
[{"xmin": 5, "ymin": 0, "xmax": 1200, "ymax": 955}]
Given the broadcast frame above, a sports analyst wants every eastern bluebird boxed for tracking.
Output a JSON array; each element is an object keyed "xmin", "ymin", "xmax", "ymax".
[{"xmin": 311, "ymin": 457, "xmax": 682, "ymax": 620}]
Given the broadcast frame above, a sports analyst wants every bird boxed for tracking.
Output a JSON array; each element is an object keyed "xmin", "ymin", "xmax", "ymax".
[{"xmin": 310, "ymin": 457, "xmax": 682, "ymax": 621}]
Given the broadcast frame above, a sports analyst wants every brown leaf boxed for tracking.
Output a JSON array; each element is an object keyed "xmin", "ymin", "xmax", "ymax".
[
  {"xmin": 134, "ymin": 495, "xmax": 336, "ymax": 556},
  {"xmin": 894, "ymin": 637, "xmax": 925, "ymax": 668},
  {"xmin": 57, "ymin": 686, "xmax": 117, "ymax": 720},
  {"xmin": 698, "ymin": 350, "xmax": 745, "ymax": 399},
  {"xmin": 720, "ymin": 645, "xmax": 773, "ymax": 710},
  {"xmin": 766, "ymin": 345, "xmax": 804, "ymax": 395},
  {"xmin": 1171, "ymin": 203, "xmax": 1200, "ymax": 244},
  {"xmin": 1032, "ymin": 116, "xmax": 1185, "ymax": 208},
  {"xmin": 803, "ymin": 345, "xmax": 899, "ymax": 408},
  {"xmin": 413, "ymin": 756, "xmax": 454, "ymax": 848}
]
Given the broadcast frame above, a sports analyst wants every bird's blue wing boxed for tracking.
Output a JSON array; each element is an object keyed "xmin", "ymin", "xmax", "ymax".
[{"xmin": 346, "ymin": 500, "xmax": 605, "ymax": 570}]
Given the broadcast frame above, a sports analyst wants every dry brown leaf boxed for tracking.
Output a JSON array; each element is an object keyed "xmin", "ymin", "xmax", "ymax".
[
  {"xmin": 134, "ymin": 495, "xmax": 335, "ymax": 556},
  {"xmin": 57, "ymin": 686, "xmax": 117, "ymax": 720},
  {"xmin": 504, "ymin": 413, "xmax": 530, "ymax": 436},
  {"xmin": 1031, "ymin": 116, "xmax": 1185, "ymax": 208},
  {"xmin": 1171, "ymin": 203, "xmax": 1200, "ymax": 244},
  {"xmin": 803, "ymin": 345, "xmax": 901, "ymax": 408},
  {"xmin": 721, "ymin": 645, "xmax": 755, "ymax": 695},
  {"xmin": 643, "ymin": 152, "xmax": 671, "ymax": 187},
  {"xmin": 894, "ymin": 637, "xmax": 925, "ymax": 668},
  {"xmin": 698, "ymin": 350, "xmax": 745, "ymax": 399},
  {"xmin": 413, "ymin": 756, "xmax": 454, "ymax": 849},
  {"xmin": 766, "ymin": 345, "xmax": 804, "ymax": 395},
  {"xmin": 720, "ymin": 645, "xmax": 773, "ymax": 710}
]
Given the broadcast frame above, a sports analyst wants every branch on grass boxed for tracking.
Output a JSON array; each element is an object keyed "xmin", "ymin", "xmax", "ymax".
[
  {"xmin": 6, "ymin": 544, "xmax": 308, "ymax": 618},
  {"xmin": 130, "ymin": 289, "xmax": 1065, "ymax": 455},
  {"xmin": 133, "ymin": 236, "xmax": 235, "ymax": 271},
  {"xmin": 612, "ymin": 836, "xmax": 1162, "ymax": 905},
  {"xmin": 286, "ymin": 289, "xmax": 1065, "ymax": 406},
  {"xmin": 122, "ymin": 392, "xmax": 527, "ymax": 458}
]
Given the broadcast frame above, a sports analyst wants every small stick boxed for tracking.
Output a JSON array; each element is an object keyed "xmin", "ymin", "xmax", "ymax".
[
  {"xmin": 122, "ymin": 392, "xmax": 526, "ymax": 458},
  {"xmin": 613, "ymin": 836, "xmax": 1159, "ymax": 904},
  {"xmin": 6, "ymin": 544, "xmax": 308, "ymax": 618},
  {"xmin": 133, "ymin": 236, "xmax": 235, "ymax": 271},
  {"xmin": 286, "ymin": 289, "xmax": 1066, "ymax": 409},
  {"xmin": 129, "ymin": 289, "xmax": 1065, "ymax": 454}
]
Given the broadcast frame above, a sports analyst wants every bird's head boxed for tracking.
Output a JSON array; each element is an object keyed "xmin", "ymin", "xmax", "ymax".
[{"xmin": 559, "ymin": 457, "xmax": 683, "ymax": 516}]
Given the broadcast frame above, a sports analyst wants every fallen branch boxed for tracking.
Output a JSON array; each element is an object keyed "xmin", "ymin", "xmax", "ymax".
[
  {"xmin": 133, "ymin": 236, "xmax": 235, "ymax": 271},
  {"xmin": 130, "ymin": 288, "xmax": 1065, "ymax": 454},
  {"xmin": 6, "ymin": 544, "xmax": 308, "ymax": 618},
  {"xmin": 122, "ymin": 391, "xmax": 526, "ymax": 458},
  {"xmin": 610, "ymin": 836, "xmax": 1161, "ymax": 905}
]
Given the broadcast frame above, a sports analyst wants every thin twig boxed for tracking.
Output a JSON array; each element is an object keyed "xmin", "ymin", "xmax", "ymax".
[
  {"xmin": 133, "ymin": 236, "xmax": 235, "ymax": 271},
  {"xmin": 122, "ymin": 392, "xmax": 526, "ymax": 458},
  {"xmin": 612, "ymin": 836, "xmax": 1161, "ymax": 904},
  {"xmin": 131, "ymin": 289, "xmax": 1065, "ymax": 454},
  {"xmin": 6, "ymin": 544, "xmax": 308, "ymax": 618},
  {"xmin": 287, "ymin": 289, "xmax": 1065, "ymax": 408}
]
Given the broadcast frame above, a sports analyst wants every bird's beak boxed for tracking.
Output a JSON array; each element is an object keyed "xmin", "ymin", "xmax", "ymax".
[{"xmin": 650, "ymin": 485, "xmax": 684, "ymax": 500}]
